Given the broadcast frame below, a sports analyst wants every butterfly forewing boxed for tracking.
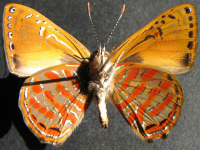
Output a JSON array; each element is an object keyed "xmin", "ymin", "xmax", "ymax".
[
  {"xmin": 19, "ymin": 63, "xmax": 91, "ymax": 146},
  {"xmin": 112, "ymin": 4, "xmax": 197, "ymax": 75},
  {"xmin": 112, "ymin": 63, "xmax": 183, "ymax": 140},
  {"xmin": 3, "ymin": 4, "xmax": 91, "ymax": 77}
]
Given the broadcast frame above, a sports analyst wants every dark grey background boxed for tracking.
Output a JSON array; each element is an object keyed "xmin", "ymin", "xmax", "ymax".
[{"xmin": 0, "ymin": 0, "xmax": 199, "ymax": 150}]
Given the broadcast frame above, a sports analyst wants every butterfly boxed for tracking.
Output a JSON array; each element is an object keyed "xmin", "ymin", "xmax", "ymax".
[{"xmin": 3, "ymin": 3, "xmax": 197, "ymax": 146}]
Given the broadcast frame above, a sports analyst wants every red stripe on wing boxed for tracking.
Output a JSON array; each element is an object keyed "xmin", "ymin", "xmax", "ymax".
[
  {"xmin": 131, "ymin": 83, "xmax": 146, "ymax": 96},
  {"xmin": 59, "ymin": 106, "xmax": 78, "ymax": 126},
  {"xmin": 136, "ymin": 103, "xmax": 145, "ymax": 124},
  {"xmin": 56, "ymin": 83, "xmax": 88, "ymax": 112},
  {"xmin": 149, "ymin": 93, "xmax": 174, "ymax": 116},
  {"xmin": 115, "ymin": 70, "xmax": 126, "ymax": 83},
  {"xmin": 118, "ymin": 68, "xmax": 138, "ymax": 92},
  {"xmin": 67, "ymin": 113, "xmax": 77, "ymax": 124},
  {"xmin": 56, "ymin": 84, "xmax": 72, "ymax": 97},
  {"xmin": 160, "ymin": 81, "xmax": 171, "ymax": 90},
  {"xmin": 29, "ymin": 97, "xmax": 40, "ymax": 109},
  {"xmin": 44, "ymin": 71, "xmax": 60, "ymax": 80},
  {"xmin": 143, "ymin": 87, "xmax": 160, "ymax": 108},
  {"xmin": 141, "ymin": 69, "xmax": 158, "ymax": 82},
  {"xmin": 117, "ymin": 83, "xmax": 146, "ymax": 111},
  {"xmin": 127, "ymin": 112, "xmax": 136, "ymax": 124},
  {"xmin": 29, "ymin": 97, "xmax": 56, "ymax": 119},
  {"xmin": 44, "ymin": 90, "xmax": 61, "ymax": 110},
  {"xmin": 32, "ymin": 84, "xmax": 43, "ymax": 94}
]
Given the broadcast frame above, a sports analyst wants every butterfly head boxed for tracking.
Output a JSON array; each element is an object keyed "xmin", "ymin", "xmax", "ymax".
[{"xmin": 89, "ymin": 44, "xmax": 116, "ymax": 80}]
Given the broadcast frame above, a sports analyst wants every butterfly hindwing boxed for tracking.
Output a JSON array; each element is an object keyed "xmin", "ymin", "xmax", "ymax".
[
  {"xmin": 19, "ymin": 63, "xmax": 91, "ymax": 146},
  {"xmin": 3, "ymin": 4, "xmax": 91, "ymax": 77},
  {"xmin": 112, "ymin": 63, "xmax": 183, "ymax": 140},
  {"xmin": 112, "ymin": 4, "xmax": 197, "ymax": 75}
]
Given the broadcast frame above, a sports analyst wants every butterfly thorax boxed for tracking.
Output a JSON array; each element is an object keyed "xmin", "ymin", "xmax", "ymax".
[{"xmin": 88, "ymin": 47, "xmax": 116, "ymax": 129}]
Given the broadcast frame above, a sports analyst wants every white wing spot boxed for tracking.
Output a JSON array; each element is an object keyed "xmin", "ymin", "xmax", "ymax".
[
  {"xmin": 51, "ymin": 71, "xmax": 61, "ymax": 78},
  {"xmin": 48, "ymin": 25, "xmax": 54, "ymax": 30},
  {"xmin": 135, "ymin": 103, "xmax": 139, "ymax": 114},
  {"xmin": 40, "ymin": 84, "xmax": 44, "ymax": 89},
  {"xmin": 24, "ymin": 88, "xmax": 28, "ymax": 99},
  {"xmin": 9, "ymin": 42, "xmax": 14, "ymax": 51},
  {"xmin": 8, "ymin": 23, "xmax": 11, "ymax": 29},
  {"xmin": 24, "ymin": 102, "xmax": 30, "ymax": 113},
  {"xmin": 62, "ymin": 70, "xmax": 67, "ymax": 78},
  {"xmin": 30, "ymin": 77, "xmax": 35, "ymax": 82},
  {"xmin": 188, "ymin": 7, "xmax": 192, "ymax": 12},
  {"xmin": 25, "ymin": 14, "xmax": 33, "ymax": 18},
  {"xmin": 70, "ymin": 111, "xmax": 78, "ymax": 119},
  {"xmin": 8, "ymin": 32, "xmax": 12, "ymax": 39},
  {"xmin": 36, "ymin": 20, "xmax": 41, "ymax": 24},
  {"xmin": 34, "ymin": 97, "xmax": 40, "ymax": 104},
  {"xmin": 65, "ymin": 64, "xmax": 80, "ymax": 67},
  {"xmin": 9, "ymin": 7, "xmax": 16, "ymax": 13},
  {"xmin": 8, "ymin": 16, "xmax": 12, "ymax": 21},
  {"xmin": 39, "ymin": 27, "xmax": 45, "ymax": 37},
  {"xmin": 10, "ymin": 54, "xmax": 14, "ymax": 67},
  {"xmin": 64, "ymin": 120, "xmax": 73, "ymax": 126}
]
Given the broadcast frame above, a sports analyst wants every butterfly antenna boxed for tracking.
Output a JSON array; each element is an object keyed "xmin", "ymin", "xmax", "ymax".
[
  {"xmin": 105, "ymin": 4, "xmax": 125, "ymax": 48},
  {"xmin": 88, "ymin": 2, "xmax": 99, "ymax": 47}
]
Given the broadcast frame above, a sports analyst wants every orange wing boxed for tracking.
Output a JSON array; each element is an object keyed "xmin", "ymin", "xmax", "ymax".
[
  {"xmin": 111, "ymin": 4, "xmax": 197, "ymax": 75},
  {"xmin": 3, "ymin": 4, "xmax": 91, "ymax": 77},
  {"xmin": 112, "ymin": 63, "xmax": 183, "ymax": 141},
  {"xmin": 19, "ymin": 63, "xmax": 92, "ymax": 146}
]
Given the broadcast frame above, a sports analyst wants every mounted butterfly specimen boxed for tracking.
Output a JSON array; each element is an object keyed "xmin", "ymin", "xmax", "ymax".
[{"xmin": 3, "ymin": 3, "xmax": 197, "ymax": 146}]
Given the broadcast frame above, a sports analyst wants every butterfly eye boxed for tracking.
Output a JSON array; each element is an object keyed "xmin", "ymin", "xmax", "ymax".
[
  {"xmin": 91, "ymin": 51, "xmax": 98, "ymax": 60},
  {"xmin": 93, "ymin": 51, "xmax": 98, "ymax": 57},
  {"xmin": 104, "ymin": 51, "xmax": 110, "ymax": 57}
]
